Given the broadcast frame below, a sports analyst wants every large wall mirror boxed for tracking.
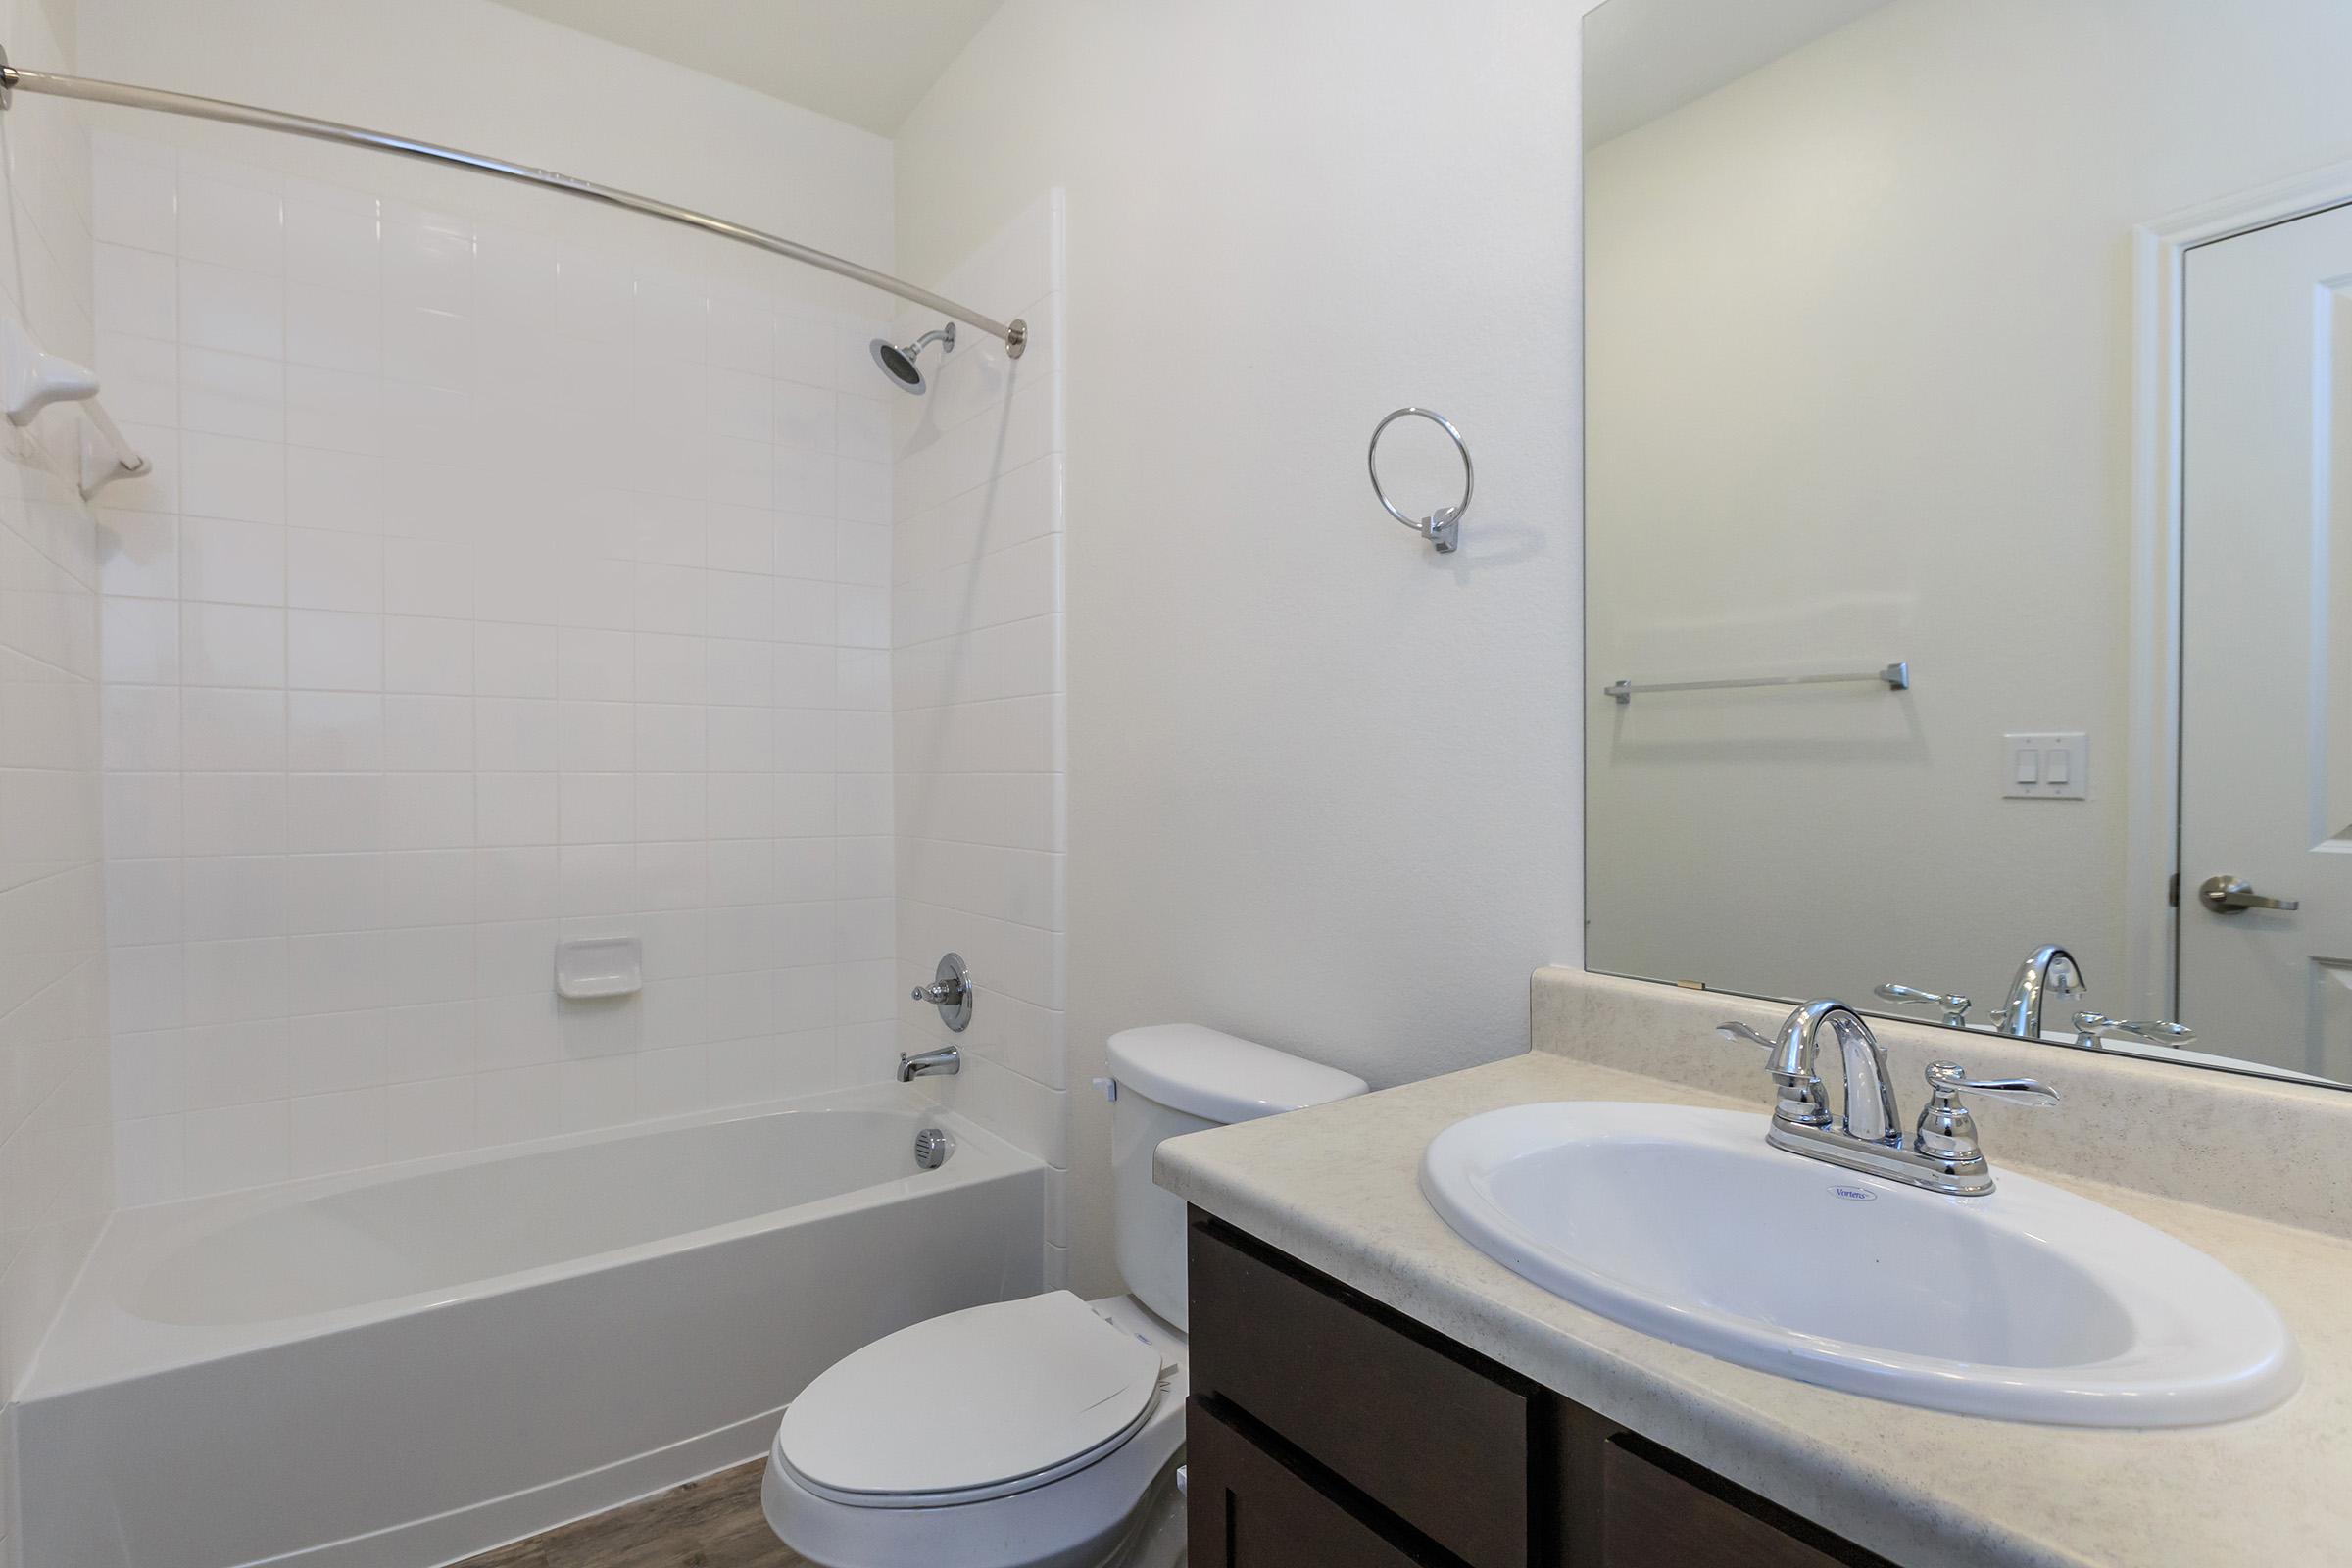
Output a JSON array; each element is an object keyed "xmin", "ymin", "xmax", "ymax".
[{"xmin": 1582, "ymin": 0, "xmax": 2352, "ymax": 1087}]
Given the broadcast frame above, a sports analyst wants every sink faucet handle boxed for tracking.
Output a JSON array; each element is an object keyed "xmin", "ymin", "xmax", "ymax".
[
  {"xmin": 1923, "ymin": 1061, "xmax": 2061, "ymax": 1107},
  {"xmin": 1914, "ymin": 1061, "xmax": 2058, "ymax": 1170},
  {"xmin": 2072, "ymin": 1012, "xmax": 2197, "ymax": 1052},
  {"xmin": 1873, "ymin": 982, "xmax": 1973, "ymax": 1026},
  {"xmin": 1717, "ymin": 1013, "xmax": 1835, "ymax": 1131}
]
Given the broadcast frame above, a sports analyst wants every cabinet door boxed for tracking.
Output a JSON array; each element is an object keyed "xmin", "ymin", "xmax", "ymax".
[
  {"xmin": 1188, "ymin": 1400, "xmax": 1450, "ymax": 1568},
  {"xmin": 1599, "ymin": 1434, "xmax": 1891, "ymax": 1568},
  {"xmin": 1190, "ymin": 1216, "xmax": 1532, "ymax": 1568}
]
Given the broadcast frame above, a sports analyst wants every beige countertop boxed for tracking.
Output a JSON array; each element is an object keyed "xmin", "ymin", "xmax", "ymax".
[{"xmin": 1155, "ymin": 1050, "xmax": 2352, "ymax": 1568}]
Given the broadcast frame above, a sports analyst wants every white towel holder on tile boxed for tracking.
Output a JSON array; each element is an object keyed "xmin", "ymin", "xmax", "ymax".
[
  {"xmin": 75, "ymin": 399, "xmax": 149, "ymax": 499},
  {"xmin": 0, "ymin": 318, "xmax": 149, "ymax": 496},
  {"xmin": 0, "ymin": 317, "xmax": 96, "ymax": 424}
]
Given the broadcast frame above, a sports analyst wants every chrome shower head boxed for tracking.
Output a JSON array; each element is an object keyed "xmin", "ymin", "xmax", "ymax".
[{"xmin": 869, "ymin": 321, "xmax": 956, "ymax": 394}]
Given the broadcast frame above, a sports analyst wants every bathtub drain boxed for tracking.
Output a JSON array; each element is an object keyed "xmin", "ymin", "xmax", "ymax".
[{"xmin": 913, "ymin": 1127, "xmax": 954, "ymax": 1170}]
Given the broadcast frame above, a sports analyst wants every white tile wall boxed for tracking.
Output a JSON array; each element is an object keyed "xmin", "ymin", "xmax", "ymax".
[
  {"xmin": 91, "ymin": 133, "xmax": 904, "ymax": 1203},
  {"xmin": 0, "ymin": 1, "xmax": 116, "ymax": 1557},
  {"xmin": 890, "ymin": 193, "xmax": 1069, "ymax": 1282}
]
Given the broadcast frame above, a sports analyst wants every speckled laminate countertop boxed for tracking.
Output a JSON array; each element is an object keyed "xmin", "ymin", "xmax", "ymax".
[{"xmin": 1155, "ymin": 1051, "xmax": 2352, "ymax": 1568}]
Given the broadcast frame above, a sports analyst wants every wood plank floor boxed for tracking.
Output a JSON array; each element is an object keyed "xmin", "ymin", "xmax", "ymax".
[{"xmin": 453, "ymin": 1461, "xmax": 810, "ymax": 1568}]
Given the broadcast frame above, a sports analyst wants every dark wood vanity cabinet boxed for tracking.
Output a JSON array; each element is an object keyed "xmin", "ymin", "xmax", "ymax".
[{"xmin": 1186, "ymin": 1212, "xmax": 1899, "ymax": 1568}]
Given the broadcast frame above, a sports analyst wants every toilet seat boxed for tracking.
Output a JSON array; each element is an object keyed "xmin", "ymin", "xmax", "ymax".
[{"xmin": 776, "ymin": 1292, "xmax": 1170, "ymax": 1509}]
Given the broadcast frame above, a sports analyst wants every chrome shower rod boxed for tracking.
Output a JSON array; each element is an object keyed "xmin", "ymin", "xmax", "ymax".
[{"xmin": 0, "ymin": 50, "xmax": 1026, "ymax": 357}]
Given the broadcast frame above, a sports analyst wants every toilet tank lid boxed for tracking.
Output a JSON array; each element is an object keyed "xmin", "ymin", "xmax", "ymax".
[{"xmin": 1107, "ymin": 1024, "xmax": 1369, "ymax": 1123}]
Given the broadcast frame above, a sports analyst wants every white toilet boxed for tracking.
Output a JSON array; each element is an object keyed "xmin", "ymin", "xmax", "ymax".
[{"xmin": 761, "ymin": 1024, "xmax": 1369, "ymax": 1568}]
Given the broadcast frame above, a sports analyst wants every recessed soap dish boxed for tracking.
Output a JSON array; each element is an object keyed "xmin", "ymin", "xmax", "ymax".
[{"xmin": 555, "ymin": 936, "xmax": 642, "ymax": 999}]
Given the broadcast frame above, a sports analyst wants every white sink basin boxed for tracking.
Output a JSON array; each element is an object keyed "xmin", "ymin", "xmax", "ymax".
[{"xmin": 1421, "ymin": 1102, "xmax": 2299, "ymax": 1427}]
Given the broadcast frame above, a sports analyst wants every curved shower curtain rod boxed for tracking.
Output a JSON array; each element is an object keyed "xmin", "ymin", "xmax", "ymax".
[{"xmin": 0, "ymin": 47, "xmax": 1027, "ymax": 358}]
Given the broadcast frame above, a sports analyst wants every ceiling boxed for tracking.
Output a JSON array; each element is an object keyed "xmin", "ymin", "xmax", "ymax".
[
  {"xmin": 1583, "ymin": 0, "xmax": 1894, "ymax": 146},
  {"xmin": 486, "ymin": 0, "xmax": 1009, "ymax": 136}
]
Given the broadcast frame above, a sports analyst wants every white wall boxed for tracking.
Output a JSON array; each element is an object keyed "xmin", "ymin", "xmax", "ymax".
[
  {"xmin": 1584, "ymin": 0, "xmax": 2352, "ymax": 1020},
  {"xmin": 896, "ymin": 0, "xmax": 1584, "ymax": 1294},
  {"xmin": 77, "ymin": 0, "xmax": 907, "ymax": 1201},
  {"xmin": 75, "ymin": 0, "xmax": 893, "ymax": 276},
  {"xmin": 0, "ymin": 0, "xmax": 113, "ymax": 1552},
  {"xmin": 887, "ymin": 193, "xmax": 1067, "ymax": 1278}
]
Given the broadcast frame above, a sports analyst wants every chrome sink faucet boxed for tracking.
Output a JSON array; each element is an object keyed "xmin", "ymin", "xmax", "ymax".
[
  {"xmin": 1717, "ymin": 1000, "xmax": 2059, "ymax": 1197},
  {"xmin": 1990, "ymin": 945, "xmax": 2083, "ymax": 1039},
  {"xmin": 1717, "ymin": 999, "xmax": 1894, "ymax": 1143}
]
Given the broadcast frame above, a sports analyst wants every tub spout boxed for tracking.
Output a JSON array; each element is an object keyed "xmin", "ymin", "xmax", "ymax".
[{"xmin": 898, "ymin": 1046, "xmax": 960, "ymax": 1082}]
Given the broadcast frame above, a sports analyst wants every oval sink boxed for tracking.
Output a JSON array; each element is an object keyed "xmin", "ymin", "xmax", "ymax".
[{"xmin": 1420, "ymin": 1102, "xmax": 2299, "ymax": 1426}]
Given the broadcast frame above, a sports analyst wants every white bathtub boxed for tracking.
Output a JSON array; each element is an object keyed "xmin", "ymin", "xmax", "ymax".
[{"xmin": 16, "ymin": 1082, "xmax": 1044, "ymax": 1568}]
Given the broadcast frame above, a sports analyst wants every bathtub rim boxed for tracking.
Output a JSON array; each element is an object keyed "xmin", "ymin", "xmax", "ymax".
[{"xmin": 21, "ymin": 1079, "xmax": 1040, "ymax": 1402}]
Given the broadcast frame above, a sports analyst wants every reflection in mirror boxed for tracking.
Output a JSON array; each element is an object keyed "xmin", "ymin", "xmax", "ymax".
[{"xmin": 1580, "ymin": 0, "xmax": 2352, "ymax": 1087}]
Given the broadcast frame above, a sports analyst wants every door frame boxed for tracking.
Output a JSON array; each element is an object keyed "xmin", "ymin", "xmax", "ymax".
[{"xmin": 2129, "ymin": 160, "xmax": 2352, "ymax": 1014}]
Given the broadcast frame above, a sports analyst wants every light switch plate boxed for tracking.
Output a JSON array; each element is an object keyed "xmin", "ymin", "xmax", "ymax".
[{"xmin": 2005, "ymin": 732, "xmax": 2087, "ymax": 800}]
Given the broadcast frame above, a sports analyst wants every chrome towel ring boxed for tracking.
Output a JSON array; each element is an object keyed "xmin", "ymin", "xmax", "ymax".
[{"xmin": 1368, "ymin": 406, "xmax": 1473, "ymax": 554}]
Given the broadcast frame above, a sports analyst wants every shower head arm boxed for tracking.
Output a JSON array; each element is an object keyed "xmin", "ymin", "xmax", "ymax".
[{"xmin": 903, "ymin": 322, "xmax": 956, "ymax": 357}]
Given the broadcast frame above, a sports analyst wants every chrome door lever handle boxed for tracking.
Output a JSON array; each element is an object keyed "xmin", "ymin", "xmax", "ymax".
[{"xmin": 2198, "ymin": 875, "xmax": 2299, "ymax": 913}]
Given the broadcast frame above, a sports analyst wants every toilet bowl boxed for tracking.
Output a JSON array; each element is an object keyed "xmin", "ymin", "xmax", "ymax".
[
  {"xmin": 762, "ymin": 1292, "xmax": 1187, "ymax": 1568},
  {"xmin": 763, "ymin": 1024, "xmax": 1368, "ymax": 1568}
]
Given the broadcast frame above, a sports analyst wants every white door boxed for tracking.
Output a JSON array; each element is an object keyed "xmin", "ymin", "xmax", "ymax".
[{"xmin": 2180, "ymin": 201, "xmax": 2352, "ymax": 1078}]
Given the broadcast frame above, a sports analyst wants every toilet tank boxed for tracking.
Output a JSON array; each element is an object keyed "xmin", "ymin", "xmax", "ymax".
[{"xmin": 1107, "ymin": 1025, "xmax": 1369, "ymax": 1329}]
